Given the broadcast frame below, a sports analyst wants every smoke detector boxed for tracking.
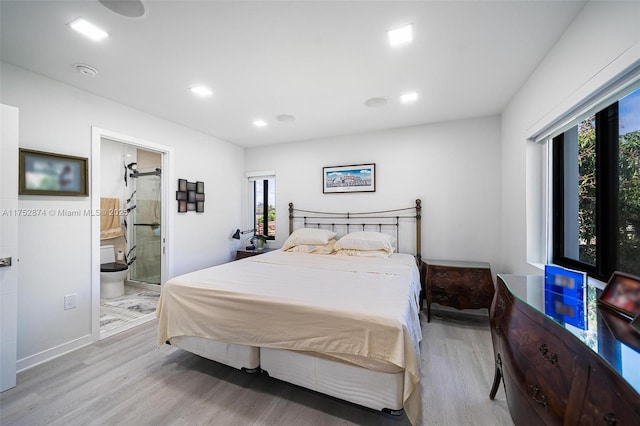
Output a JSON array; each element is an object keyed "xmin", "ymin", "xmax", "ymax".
[
  {"xmin": 365, "ymin": 97, "xmax": 388, "ymax": 108},
  {"xmin": 276, "ymin": 114, "xmax": 296, "ymax": 123},
  {"xmin": 75, "ymin": 64, "xmax": 98, "ymax": 77}
]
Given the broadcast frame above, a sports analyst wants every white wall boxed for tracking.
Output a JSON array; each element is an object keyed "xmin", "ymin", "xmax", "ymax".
[
  {"xmin": 99, "ymin": 140, "xmax": 135, "ymax": 260},
  {"xmin": 500, "ymin": 1, "xmax": 640, "ymax": 275},
  {"xmin": 101, "ymin": 140, "xmax": 134, "ymax": 202},
  {"xmin": 0, "ymin": 62, "xmax": 244, "ymax": 367},
  {"xmin": 245, "ymin": 116, "xmax": 502, "ymax": 269}
]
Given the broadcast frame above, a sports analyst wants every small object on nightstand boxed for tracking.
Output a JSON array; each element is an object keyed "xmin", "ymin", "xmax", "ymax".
[
  {"xmin": 232, "ymin": 228, "xmax": 254, "ymax": 240},
  {"xmin": 424, "ymin": 259, "xmax": 494, "ymax": 322},
  {"xmin": 234, "ymin": 248, "xmax": 274, "ymax": 261}
]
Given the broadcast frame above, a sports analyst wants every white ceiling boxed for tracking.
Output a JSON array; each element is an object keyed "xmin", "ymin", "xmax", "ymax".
[{"xmin": 0, "ymin": 0, "xmax": 587, "ymax": 148}]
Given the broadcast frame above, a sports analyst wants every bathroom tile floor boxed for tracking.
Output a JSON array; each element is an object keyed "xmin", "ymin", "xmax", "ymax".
[{"xmin": 100, "ymin": 285, "xmax": 160, "ymax": 334}]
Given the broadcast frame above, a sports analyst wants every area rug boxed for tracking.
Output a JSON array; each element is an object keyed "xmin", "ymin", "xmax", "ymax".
[{"xmin": 100, "ymin": 286, "xmax": 160, "ymax": 333}]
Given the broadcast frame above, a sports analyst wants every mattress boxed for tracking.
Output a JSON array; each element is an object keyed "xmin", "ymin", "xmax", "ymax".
[{"xmin": 157, "ymin": 250, "xmax": 422, "ymax": 424}]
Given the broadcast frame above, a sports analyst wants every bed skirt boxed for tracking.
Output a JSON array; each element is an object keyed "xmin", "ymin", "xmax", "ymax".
[
  {"xmin": 261, "ymin": 347, "xmax": 404, "ymax": 413},
  {"xmin": 169, "ymin": 336, "xmax": 260, "ymax": 371},
  {"xmin": 169, "ymin": 336, "xmax": 405, "ymax": 414}
]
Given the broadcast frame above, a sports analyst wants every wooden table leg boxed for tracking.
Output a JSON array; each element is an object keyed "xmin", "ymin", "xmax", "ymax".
[{"xmin": 489, "ymin": 354, "xmax": 503, "ymax": 399}]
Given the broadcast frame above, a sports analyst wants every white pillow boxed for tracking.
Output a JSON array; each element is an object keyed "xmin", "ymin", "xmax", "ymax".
[
  {"xmin": 281, "ymin": 228, "xmax": 337, "ymax": 251},
  {"xmin": 335, "ymin": 248, "xmax": 391, "ymax": 258},
  {"xmin": 334, "ymin": 231, "xmax": 395, "ymax": 254},
  {"xmin": 285, "ymin": 239, "xmax": 337, "ymax": 254}
]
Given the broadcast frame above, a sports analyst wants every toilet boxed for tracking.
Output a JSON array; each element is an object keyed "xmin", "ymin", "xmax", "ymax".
[{"xmin": 100, "ymin": 245, "xmax": 128, "ymax": 299}]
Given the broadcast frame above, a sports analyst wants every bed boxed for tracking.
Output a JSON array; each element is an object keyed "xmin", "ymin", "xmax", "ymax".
[{"xmin": 156, "ymin": 200, "xmax": 423, "ymax": 424}]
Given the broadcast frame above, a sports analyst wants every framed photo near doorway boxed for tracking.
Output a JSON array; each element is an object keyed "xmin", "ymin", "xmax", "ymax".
[{"xmin": 19, "ymin": 148, "xmax": 88, "ymax": 196}]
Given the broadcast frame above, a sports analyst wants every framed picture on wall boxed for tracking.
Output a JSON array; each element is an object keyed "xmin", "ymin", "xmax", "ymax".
[
  {"xmin": 323, "ymin": 163, "xmax": 375, "ymax": 194},
  {"xmin": 19, "ymin": 148, "xmax": 88, "ymax": 196}
]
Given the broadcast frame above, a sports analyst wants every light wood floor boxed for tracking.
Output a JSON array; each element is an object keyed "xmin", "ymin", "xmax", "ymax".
[{"xmin": 0, "ymin": 310, "xmax": 513, "ymax": 426}]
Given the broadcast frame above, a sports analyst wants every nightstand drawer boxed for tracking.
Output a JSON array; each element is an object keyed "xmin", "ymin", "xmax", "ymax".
[
  {"xmin": 430, "ymin": 290, "xmax": 493, "ymax": 308},
  {"xmin": 431, "ymin": 269, "xmax": 483, "ymax": 292},
  {"xmin": 234, "ymin": 248, "xmax": 274, "ymax": 260}
]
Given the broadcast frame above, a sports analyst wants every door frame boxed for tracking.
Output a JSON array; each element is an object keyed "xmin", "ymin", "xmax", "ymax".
[
  {"xmin": 90, "ymin": 127, "xmax": 174, "ymax": 341},
  {"xmin": 1, "ymin": 104, "xmax": 19, "ymax": 391}
]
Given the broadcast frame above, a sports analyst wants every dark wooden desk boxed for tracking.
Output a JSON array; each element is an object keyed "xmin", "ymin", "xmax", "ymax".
[{"xmin": 490, "ymin": 275, "xmax": 640, "ymax": 425}]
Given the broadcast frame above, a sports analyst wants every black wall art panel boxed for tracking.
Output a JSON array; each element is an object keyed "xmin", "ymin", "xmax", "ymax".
[{"xmin": 177, "ymin": 179, "xmax": 204, "ymax": 213}]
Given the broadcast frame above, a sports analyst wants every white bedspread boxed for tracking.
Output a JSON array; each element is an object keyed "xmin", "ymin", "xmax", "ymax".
[{"xmin": 156, "ymin": 250, "xmax": 422, "ymax": 424}]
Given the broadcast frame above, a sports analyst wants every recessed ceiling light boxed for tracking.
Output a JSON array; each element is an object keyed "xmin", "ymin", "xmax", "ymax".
[
  {"xmin": 68, "ymin": 18, "xmax": 109, "ymax": 41},
  {"xmin": 253, "ymin": 119, "xmax": 268, "ymax": 127},
  {"xmin": 189, "ymin": 86, "xmax": 212, "ymax": 97},
  {"xmin": 365, "ymin": 97, "xmax": 388, "ymax": 108},
  {"xmin": 75, "ymin": 63, "xmax": 98, "ymax": 77},
  {"xmin": 388, "ymin": 24, "xmax": 413, "ymax": 46},
  {"xmin": 276, "ymin": 114, "xmax": 296, "ymax": 123},
  {"xmin": 400, "ymin": 92, "xmax": 418, "ymax": 103}
]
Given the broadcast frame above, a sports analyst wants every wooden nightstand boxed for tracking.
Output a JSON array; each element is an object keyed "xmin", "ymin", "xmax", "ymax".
[
  {"xmin": 424, "ymin": 259, "xmax": 494, "ymax": 322},
  {"xmin": 234, "ymin": 248, "xmax": 275, "ymax": 260}
]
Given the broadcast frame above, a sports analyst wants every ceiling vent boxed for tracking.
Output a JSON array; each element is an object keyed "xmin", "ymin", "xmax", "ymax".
[
  {"xmin": 75, "ymin": 64, "xmax": 98, "ymax": 77},
  {"xmin": 98, "ymin": 0, "xmax": 146, "ymax": 18}
]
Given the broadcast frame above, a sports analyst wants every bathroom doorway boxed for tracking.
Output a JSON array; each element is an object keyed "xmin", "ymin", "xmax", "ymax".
[{"xmin": 91, "ymin": 127, "xmax": 173, "ymax": 341}]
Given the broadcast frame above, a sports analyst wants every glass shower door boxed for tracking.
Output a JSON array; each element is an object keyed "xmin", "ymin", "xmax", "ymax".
[{"xmin": 130, "ymin": 168, "xmax": 161, "ymax": 284}]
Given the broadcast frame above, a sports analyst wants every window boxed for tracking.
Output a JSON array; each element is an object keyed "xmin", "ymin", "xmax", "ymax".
[
  {"xmin": 552, "ymin": 87, "xmax": 640, "ymax": 281},
  {"xmin": 251, "ymin": 176, "xmax": 275, "ymax": 240}
]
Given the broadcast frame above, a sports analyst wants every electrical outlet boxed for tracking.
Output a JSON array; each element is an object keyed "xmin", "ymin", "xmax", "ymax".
[{"xmin": 64, "ymin": 294, "xmax": 76, "ymax": 310}]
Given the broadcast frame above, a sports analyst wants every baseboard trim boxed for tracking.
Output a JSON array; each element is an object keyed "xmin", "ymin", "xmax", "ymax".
[
  {"xmin": 16, "ymin": 334, "xmax": 93, "ymax": 373},
  {"xmin": 16, "ymin": 313, "xmax": 157, "ymax": 372}
]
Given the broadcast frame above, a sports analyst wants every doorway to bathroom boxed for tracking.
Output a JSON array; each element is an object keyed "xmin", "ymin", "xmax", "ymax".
[
  {"xmin": 91, "ymin": 127, "xmax": 173, "ymax": 341},
  {"xmin": 100, "ymin": 141, "xmax": 162, "ymax": 336}
]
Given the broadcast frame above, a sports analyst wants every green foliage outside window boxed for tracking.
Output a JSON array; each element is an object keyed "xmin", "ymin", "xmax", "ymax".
[
  {"xmin": 577, "ymin": 117, "xmax": 596, "ymax": 265},
  {"xmin": 618, "ymin": 129, "xmax": 640, "ymax": 272},
  {"xmin": 577, "ymin": 118, "xmax": 640, "ymax": 273}
]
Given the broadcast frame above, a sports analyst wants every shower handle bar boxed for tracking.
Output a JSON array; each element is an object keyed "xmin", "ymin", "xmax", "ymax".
[{"xmin": 129, "ymin": 169, "xmax": 161, "ymax": 178}]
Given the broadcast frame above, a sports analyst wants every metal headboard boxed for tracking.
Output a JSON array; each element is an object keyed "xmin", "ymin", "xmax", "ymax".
[{"xmin": 288, "ymin": 199, "xmax": 422, "ymax": 258}]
